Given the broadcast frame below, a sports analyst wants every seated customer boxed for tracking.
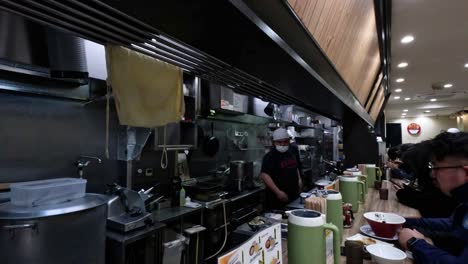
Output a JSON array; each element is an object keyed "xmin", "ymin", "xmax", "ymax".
[
  {"xmin": 398, "ymin": 132, "xmax": 468, "ymax": 263},
  {"xmin": 396, "ymin": 141, "xmax": 459, "ymax": 217},
  {"xmin": 387, "ymin": 144, "xmax": 415, "ymax": 180}
]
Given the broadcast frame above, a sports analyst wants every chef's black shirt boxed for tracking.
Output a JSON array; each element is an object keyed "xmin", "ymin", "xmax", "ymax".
[{"xmin": 261, "ymin": 147, "xmax": 300, "ymax": 210}]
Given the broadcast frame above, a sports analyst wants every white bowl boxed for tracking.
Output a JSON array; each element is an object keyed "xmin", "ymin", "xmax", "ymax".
[{"xmin": 366, "ymin": 244, "xmax": 407, "ymax": 264}]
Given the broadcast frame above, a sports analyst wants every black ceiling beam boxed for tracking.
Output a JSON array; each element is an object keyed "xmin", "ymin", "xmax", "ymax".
[
  {"xmin": 373, "ymin": 0, "xmax": 392, "ymax": 123},
  {"xmin": 98, "ymin": 0, "xmax": 377, "ymax": 122}
]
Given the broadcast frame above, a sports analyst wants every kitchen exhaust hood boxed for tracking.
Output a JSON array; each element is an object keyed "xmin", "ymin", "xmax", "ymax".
[
  {"xmin": 0, "ymin": 10, "xmax": 89, "ymax": 84},
  {"xmin": 0, "ymin": 0, "xmax": 387, "ymax": 124}
]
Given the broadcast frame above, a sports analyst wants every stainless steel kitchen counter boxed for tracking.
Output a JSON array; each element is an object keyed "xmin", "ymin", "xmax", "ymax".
[{"xmin": 151, "ymin": 206, "xmax": 202, "ymax": 223}]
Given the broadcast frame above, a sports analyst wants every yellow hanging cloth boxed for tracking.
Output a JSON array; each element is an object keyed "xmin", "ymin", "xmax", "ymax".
[{"xmin": 105, "ymin": 45, "xmax": 184, "ymax": 128}]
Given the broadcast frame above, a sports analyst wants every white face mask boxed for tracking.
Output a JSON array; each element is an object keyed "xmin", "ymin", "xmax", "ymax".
[{"xmin": 275, "ymin": 145, "xmax": 289, "ymax": 153}]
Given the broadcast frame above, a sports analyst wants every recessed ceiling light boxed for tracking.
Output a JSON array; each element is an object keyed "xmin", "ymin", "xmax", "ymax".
[
  {"xmin": 403, "ymin": 109, "xmax": 408, "ymax": 112},
  {"xmin": 424, "ymin": 110, "xmax": 431, "ymax": 113},
  {"xmin": 397, "ymin": 62, "xmax": 408, "ymax": 68},
  {"xmin": 402, "ymin": 113, "xmax": 407, "ymax": 116},
  {"xmin": 396, "ymin": 78, "xmax": 405, "ymax": 83},
  {"xmin": 395, "ymin": 89, "xmax": 403, "ymax": 93},
  {"xmin": 394, "ymin": 96, "xmax": 400, "ymax": 100},
  {"xmin": 401, "ymin": 35, "xmax": 414, "ymax": 44},
  {"xmin": 430, "ymin": 98, "xmax": 437, "ymax": 102},
  {"xmin": 444, "ymin": 83, "xmax": 453, "ymax": 88},
  {"xmin": 464, "ymin": 63, "xmax": 468, "ymax": 68},
  {"xmin": 405, "ymin": 97, "xmax": 411, "ymax": 101}
]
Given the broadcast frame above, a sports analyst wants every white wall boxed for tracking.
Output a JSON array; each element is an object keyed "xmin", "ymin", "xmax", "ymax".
[
  {"xmin": 387, "ymin": 116, "xmax": 457, "ymax": 144},
  {"xmin": 456, "ymin": 114, "xmax": 467, "ymax": 132}
]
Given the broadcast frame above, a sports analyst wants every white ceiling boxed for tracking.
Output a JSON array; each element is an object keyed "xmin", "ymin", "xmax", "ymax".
[{"xmin": 385, "ymin": 0, "xmax": 468, "ymax": 120}]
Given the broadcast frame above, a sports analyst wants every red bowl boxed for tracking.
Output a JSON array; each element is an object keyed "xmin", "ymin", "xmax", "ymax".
[{"xmin": 364, "ymin": 212, "xmax": 405, "ymax": 238}]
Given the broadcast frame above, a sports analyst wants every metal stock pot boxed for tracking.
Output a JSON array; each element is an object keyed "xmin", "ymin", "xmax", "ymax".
[{"xmin": 0, "ymin": 194, "xmax": 108, "ymax": 264}]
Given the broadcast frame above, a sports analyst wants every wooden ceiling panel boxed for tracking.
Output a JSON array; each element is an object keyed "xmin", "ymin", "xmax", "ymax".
[{"xmin": 288, "ymin": 0, "xmax": 381, "ymax": 106}]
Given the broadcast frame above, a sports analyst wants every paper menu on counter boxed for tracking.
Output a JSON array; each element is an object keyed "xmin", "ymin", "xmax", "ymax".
[
  {"xmin": 260, "ymin": 224, "xmax": 282, "ymax": 264},
  {"xmin": 218, "ymin": 223, "xmax": 282, "ymax": 264}
]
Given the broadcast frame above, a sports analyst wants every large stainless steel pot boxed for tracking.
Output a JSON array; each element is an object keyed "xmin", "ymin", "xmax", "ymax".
[{"xmin": 0, "ymin": 193, "xmax": 108, "ymax": 264}]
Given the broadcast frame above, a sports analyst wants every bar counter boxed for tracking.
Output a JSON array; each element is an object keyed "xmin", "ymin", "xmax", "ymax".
[
  {"xmin": 341, "ymin": 180, "xmax": 420, "ymax": 263},
  {"xmin": 281, "ymin": 180, "xmax": 421, "ymax": 263}
]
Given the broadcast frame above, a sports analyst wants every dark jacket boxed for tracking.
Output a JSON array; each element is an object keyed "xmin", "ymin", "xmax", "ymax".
[{"xmin": 404, "ymin": 183, "xmax": 468, "ymax": 263}]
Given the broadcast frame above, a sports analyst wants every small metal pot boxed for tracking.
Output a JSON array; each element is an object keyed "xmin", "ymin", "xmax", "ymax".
[{"xmin": 230, "ymin": 160, "xmax": 254, "ymax": 192}]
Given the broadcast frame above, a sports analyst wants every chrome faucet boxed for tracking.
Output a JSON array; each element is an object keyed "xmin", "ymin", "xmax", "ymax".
[{"xmin": 76, "ymin": 156, "xmax": 102, "ymax": 178}]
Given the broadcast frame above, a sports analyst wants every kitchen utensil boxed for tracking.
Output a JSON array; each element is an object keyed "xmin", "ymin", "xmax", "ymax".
[
  {"xmin": 359, "ymin": 225, "xmax": 399, "ymax": 241},
  {"xmin": 339, "ymin": 176, "xmax": 365, "ymax": 213},
  {"xmin": 0, "ymin": 194, "xmax": 107, "ymax": 264},
  {"xmin": 345, "ymin": 240, "xmax": 364, "ymax": 264},
  {"xmin": 326, "ymin": 190, "xmax": 343, "ymax": 243},
  {"xmin": 229, "ymin": 160, "xmax": 254, "ymax": 192},
  {"xmin": 107, "ymin": 184, "xmax": 153, "ymax": 232},
  {"xmin": 358, "ymin": 174, "xmax": 368, "ymax": 195},
  {"xmin": 248, "ymin": 216, "xmax": 265, "ymax": 231},
  {"xmin": 264, "ymin": 102, "xmax": 274, "ymax": 116},
  {"xmin": 346, "ymin": 233, "xmax": 394, "ymax": 247},
  {"xmin": 203, "ymin": 122, "xmax": 219, "ymax": 157},
  {"xmin": 287, "ymin": 209, "xmax": 340, "ymax": 264},
  {"xmin": 314, "ymin": 178, "xmax": 334, "ymax": 189},
  {"xmin": 365, "ymin": 164, "xmax": 382, "ymax": 189},
  {"xmin": 299, "ymin": 192, "xmax": 311, "ymax": 204},
  {"xmin": 363, "ymin": 212, "xmax": 405, "ymax": 239},
  {"xmin": 366, "ymin": 244, "xmax": 406, "ymax": 264}
]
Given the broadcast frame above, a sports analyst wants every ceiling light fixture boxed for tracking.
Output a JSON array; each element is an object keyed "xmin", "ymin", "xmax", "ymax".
[
  {"xmin": 403, "ymin": 109, "xmax": 408, "ymax": 112},
  {"xmin": 430, "ymin": 98, "xmax": 437, "ymax": 102},
  {"xmin": 394, "ymin": 96, "xmax": 400, "ymax": 100},
  {"xmin": 444, "ymin": 83, "xmax": 453, "ymax": 88},
  {"xmin": 405, "ymin": 97, "xmax": 411, "ymax": 101},
  {"xmin": 424, "ymin": 110, "xmax": 431, "ymax": 113},
  {"xmin": 397, "ymin": 62, "xmax": 408, "ymax": 68},
  {"xmin": 464, "ymin": 63, "xmax": 468, "ymax": 68},
  {"xmin": 402, "ymin": 113, "xmax": 407, "ymax": 116},
  {"xmin": 401, "ymin": 35, "xmax": 414, "ymax": 44},
  {"xmin": 395, "ymin": 89, "xmax": 403, "ymax": 93},
  {"xmin": 396, "ymin": 78, "xmax": 405, "ymax": 83}
]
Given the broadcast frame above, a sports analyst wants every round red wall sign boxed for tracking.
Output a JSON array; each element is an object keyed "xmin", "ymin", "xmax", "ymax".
[{"xmin": 407, "ymin": 123, "xmax": 421, "ymax": 135}]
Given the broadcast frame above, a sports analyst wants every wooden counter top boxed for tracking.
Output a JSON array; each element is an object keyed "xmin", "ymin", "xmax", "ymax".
[
  {"xmin": 341, "ymin": 180, "xmax": 420, "ymax": 263},
  {"xmin": 343, "ymin": 180, "xmax": 421, "ymax": 240},
  {"xmin": 281, "ymin": 180, "xmax": 421, "ymax": 263}
]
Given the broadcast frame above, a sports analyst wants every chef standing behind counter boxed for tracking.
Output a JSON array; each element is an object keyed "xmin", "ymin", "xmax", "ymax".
[{"xmin": 261, "ymin": 128, "xmax": 302, "ymax": 210}]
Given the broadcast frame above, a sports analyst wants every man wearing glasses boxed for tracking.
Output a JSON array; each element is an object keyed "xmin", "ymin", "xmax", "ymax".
[
  {"xmin": 261, "ymin": 128, "xmax": 302, "ymax": 210},
  {"xmin": 398, "ymin": 132, "xmax": 468, "ymax": 263}
]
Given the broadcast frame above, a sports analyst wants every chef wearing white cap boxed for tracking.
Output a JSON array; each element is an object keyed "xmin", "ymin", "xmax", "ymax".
[{"xmin": 260, "ymin": 128, "xmax": 303, "ymax": 210}]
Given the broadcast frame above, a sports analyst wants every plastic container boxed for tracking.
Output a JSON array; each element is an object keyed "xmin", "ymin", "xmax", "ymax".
[
  {"xmin": 179, "ymin": 187, "xmax": 186, "ymax": 207},
  {"xmin": 10, "ymin": 178, "xmax": 87, "ymax": 207}
]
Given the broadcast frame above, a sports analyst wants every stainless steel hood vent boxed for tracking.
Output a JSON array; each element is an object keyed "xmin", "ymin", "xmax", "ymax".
[
  {"xmin": 0, "ymin": 0, "xmax": 298, "ymax": 106},
  {"xmin": 0, "ymin": 9, "xmax": 88, "ymax": 83}
]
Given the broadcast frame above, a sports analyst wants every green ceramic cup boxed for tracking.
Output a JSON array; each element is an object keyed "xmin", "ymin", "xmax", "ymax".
[
  {"xmin": 326, "ymin": 191, "xmax": 343, "ymax": 243},
  {"xmin": 366, "ymin": 164, "xmax": 377, "ymax": 189},
  {"xmin": 358, "ymin": 174, "xmax": 368, "ymax": 195},
  {"xmin": 339, "ymin": 176, "xmax": 365, "ymax": 213},
  {"xmin": 288, "ymin": 209, "xmax": 341, "ymax": 264}
]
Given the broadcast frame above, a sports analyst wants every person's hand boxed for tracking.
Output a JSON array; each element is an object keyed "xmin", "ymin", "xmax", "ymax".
[
  {"xmin": 276, "ymin": 191, "xmax": 289, "ymax": 202},
  {"xmin": 398, "ymin": 228, "xmax": 426, "ymax": 250},
  {"xmin": 386, "ymin": 161, "xmax": 398, "ymax": 169}
]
